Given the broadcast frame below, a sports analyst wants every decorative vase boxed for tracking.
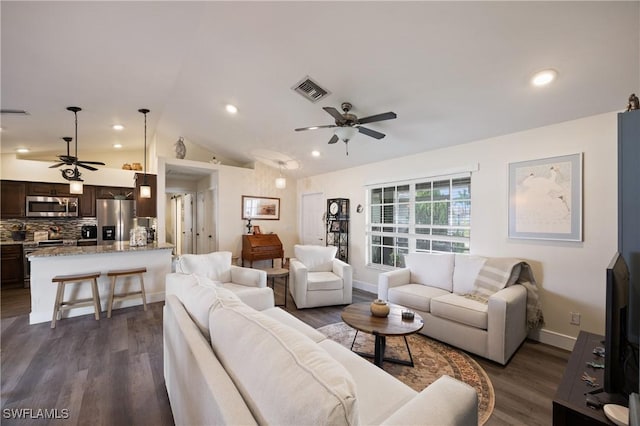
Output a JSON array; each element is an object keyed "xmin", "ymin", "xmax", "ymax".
[
  {"xmin": 174, "ymin": 136, "xmax": 186, "ymax": 159},
  {"xmin": 370, "ymin": 299, "xmax": 390, "ymax": 318}
]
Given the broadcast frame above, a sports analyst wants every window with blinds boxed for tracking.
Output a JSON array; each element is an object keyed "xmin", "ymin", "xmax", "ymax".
[{"xmin": 367, "ymin": 174, "xmax": 471, "ymax": 269}]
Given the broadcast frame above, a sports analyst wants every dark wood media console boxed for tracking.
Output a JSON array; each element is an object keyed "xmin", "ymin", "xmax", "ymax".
[{"xmin": 553, "ymin": 331, "xmax": 627, "ymax": 425}]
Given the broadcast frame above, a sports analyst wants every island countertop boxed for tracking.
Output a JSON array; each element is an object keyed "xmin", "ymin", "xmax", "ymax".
[
  {"xmin": 28, "ymin": 242, "xmax": 174, "ymax": 325},
  {"xmin": 27, "ymin": 242, "xmax": 174, "ymax": 258}
]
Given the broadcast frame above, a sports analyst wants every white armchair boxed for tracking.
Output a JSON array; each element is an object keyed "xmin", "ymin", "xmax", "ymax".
[
  {"xmin": 289, "ymin": 245, "xmax": 353, "ymax": 309},
  {"xmin": 166, "ymin": 251, "xmax": 273, "ymax": 311}
]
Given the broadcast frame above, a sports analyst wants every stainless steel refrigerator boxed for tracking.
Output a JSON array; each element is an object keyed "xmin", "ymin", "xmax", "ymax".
[{"xmin": 97, "ymin": 199, "xmax": 134, "ymax": 244}]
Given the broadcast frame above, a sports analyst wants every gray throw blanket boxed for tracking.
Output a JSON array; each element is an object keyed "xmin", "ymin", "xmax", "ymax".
[{"xmin": 465, "ymin": 257, "xmax": 545, "ymax": 331}]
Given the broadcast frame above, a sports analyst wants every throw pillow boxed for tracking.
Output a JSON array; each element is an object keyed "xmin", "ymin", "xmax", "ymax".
[
  {"xmin": 452, "ymin": 254, "xmax": 487, "ymax": 295},
  {"xmin": 405, "ymin": 252, "xmax": 455, "ymax": 291}
]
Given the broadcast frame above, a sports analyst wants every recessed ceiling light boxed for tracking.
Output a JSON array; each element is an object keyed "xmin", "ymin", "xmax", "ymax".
[
  {"xmin": 531, "ymin": 69, "xmax": 558, "ymax": 87},
  {"xmin": 112, "ymin": 124, "xmax": 124, "ymax": 131},
  {"xmin": 16, "ymin": 148, "xmax": 29, "ymax": 153},
  {"xmin": 225, "ymin": 104, "xmax": 238, "ymax": 114},
  {"xmin": 311, "ymin": 150, "xmax": 320, "ymax": 157},
  {"xmin": 113, "ymin": 143, "xmax": 123, "ymax": 149}
]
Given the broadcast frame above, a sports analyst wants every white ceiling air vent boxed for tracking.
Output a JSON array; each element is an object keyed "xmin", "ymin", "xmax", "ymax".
[{"xmin": 292, "ymin": 76, "xmax": 331, "ymax": 103}]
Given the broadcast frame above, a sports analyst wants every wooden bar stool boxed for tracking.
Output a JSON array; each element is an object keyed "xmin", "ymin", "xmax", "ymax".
[
  {"xmin": 107, "ymin": 267, "xmax": 147, "ymax": 318},
  {"xmin": 51, "ymin": 272, "xmax": 102, "ymax": 329}
]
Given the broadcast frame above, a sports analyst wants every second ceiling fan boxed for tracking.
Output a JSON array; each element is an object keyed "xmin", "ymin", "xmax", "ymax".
[
  {"xmin": 295, "ymin": 102, "xmax": 397, "ymax": 154},
  {"xmin": 50, "ymin": 106, "xmax": 105, "ymax": 180}
]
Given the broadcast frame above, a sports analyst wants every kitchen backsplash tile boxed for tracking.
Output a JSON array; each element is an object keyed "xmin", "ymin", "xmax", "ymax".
[{"xmin": 0, "ymin": 218, "xmax": 98, "ymax": 241}]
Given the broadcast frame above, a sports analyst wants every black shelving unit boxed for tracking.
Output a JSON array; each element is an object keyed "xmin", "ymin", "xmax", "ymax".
[{"xmin": 326, "ymin": 198, "xmax": 349, "ymax": 263}]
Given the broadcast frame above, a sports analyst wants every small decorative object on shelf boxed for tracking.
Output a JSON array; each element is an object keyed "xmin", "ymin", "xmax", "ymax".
[
  {"xmin": 627, "ymin": 93, "xmax": 639, "ymax": 112},
  {"xmin": 174, "ymin": 136, "xmax": 186, "ymax": 159},
  {"xmin": 370, "ymin": 299, "xmax": 390, "ymax": 318},
  {"xmin": 253, "ymin": 225, "xmax": 262, "ymax": 235}
]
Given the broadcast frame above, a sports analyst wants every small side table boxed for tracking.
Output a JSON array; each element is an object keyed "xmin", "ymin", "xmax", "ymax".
[{"xmin": 264, "ymin": 267, "xmax": 289, "ymax": 307}]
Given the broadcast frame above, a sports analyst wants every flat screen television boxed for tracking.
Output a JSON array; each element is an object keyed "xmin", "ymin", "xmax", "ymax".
[{"xmin": 605, "ymin": 252, "xmax": 637, "ymax": 396}]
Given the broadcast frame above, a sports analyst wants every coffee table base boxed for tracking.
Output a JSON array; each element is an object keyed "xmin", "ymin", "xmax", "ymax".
[{"xmin": 350, "ymin": 330, "xmax": 415, "ymax": 368}]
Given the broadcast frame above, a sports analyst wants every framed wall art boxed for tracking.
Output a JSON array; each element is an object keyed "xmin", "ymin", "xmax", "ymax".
[
  {"xmin": 242, "ymin": 196, "xmax": 280, "ymax": 220},
  {"xmin": 508, "ymin": 153, "xmax": 582, "ymax": 241}
]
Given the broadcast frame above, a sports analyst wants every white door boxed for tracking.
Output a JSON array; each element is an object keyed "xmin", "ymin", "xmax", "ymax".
[
  {"xmin": 182, "ymin": 194, "xmax": 194, "ymax": 254},
  {"xmin": 196, "ymin": 191, "xmax": 206, "ymax": 254},
  {"xmin": 301, "ymin": 192, "xmax": 325, "ymax": 246}
]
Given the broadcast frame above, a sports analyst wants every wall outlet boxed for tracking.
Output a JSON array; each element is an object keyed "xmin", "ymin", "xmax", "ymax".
[{"xmin": 570, "ymin": 312, "xmax": 581, "ymax": 325}]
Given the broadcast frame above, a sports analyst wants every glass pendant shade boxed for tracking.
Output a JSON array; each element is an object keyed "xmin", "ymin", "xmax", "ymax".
[
  {"xmin": 335, "ymin": 126, "xmax": 357, "ymax": 142},
  {"xmin": 69, "ymin": 180, "xmax": 83, "ymax": 194},
  {"xmin": 275, "ymin": 177, "xmax": 286, "ymax": 189},
  {"xmin": 140, "ymin": 184, "xmax": 151, "ymax": 198}
]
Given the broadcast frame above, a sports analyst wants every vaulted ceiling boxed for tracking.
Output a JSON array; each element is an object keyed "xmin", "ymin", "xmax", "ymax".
[{"xmin": 2, "ymin": 1, "xmax": 638, "ymax": 178}]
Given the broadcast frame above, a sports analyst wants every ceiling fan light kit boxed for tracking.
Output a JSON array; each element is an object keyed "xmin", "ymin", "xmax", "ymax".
[
  {"xmin": 138, "ymin": 108, "xmax": 151, "ymax": 199},
  {"xmin": 295, "ymin": 101, "xmax": 397, "ymax": 156}
]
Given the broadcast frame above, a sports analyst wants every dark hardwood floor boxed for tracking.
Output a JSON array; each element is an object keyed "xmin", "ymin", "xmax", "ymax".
[{"xmin": 1, "ymin": 284, "xmax": 569, "ymax": 425}]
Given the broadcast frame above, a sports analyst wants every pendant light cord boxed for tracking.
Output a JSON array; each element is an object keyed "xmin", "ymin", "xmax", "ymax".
[{"xmin": 138, "ymin": 108, "xmax": 150, "ymax": 184}]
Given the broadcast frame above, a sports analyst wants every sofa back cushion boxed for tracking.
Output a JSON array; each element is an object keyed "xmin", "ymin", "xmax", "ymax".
[
  {"xmin": 404, "ymin": 252, "xmax": 455, "ymax": 292},
  {"xmin": 294, "ymin": 245, "xmax": 338, "ymax": 272},
  {"xmin": 177, "ymin": 251, "xmax": 232, "ymax": 283},
  {"xmin": 453, "ymin": 254, "xmax": 487, "ymax": 295},
  {"xmin": 209, "ymin": 296, "xmax": 359, "ymax": 426},
  {"xmin": 170, "ymin": 274, "xmax": 240, "ymax": 339}
]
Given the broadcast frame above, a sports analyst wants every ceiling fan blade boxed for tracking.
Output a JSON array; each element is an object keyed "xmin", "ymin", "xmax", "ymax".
[
  {"xmin": 357, "ymin": 111, "xmax": 397, "ymax": 125},
  {"xmin": 76, "ymin": 163, "xmax": 98, "ymax": 171},
  {"xmin": 49, "ymin": 162, "xmax": 65, "ymax": 168},
  {"xmin": 78, "ymin": 160, "xmax": 106, "ymax": 165},
  {"xmin": 328, "ymin": 134, "xmax": 339, "ymax": 144},
  {"xmin": 323, "ymin": 107, "xmax": 346, "ymax": 123},
  {"xmin": 295, "ymin": 124, "xmax": 337, "ymax": 132},
  {"xmin": 358, "ymin": 126, "xmax": 386, "ymax": 140}
]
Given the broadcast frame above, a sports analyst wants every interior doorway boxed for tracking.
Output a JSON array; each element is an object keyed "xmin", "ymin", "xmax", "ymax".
[{"xmin": 301, "ymin": 192, "xmax": 325, "ymax": 246}]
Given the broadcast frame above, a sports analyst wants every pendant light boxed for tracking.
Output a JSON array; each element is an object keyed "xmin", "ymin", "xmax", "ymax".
[
  {"xmin": 138, "ymin": 108, "xmax": 151, "ymax": 198},
  {"xmin": 68, "ymin": 106, "xmax": 83, "ymax": 194},
  {"xmin": 275, "ymin": 161, "xmax": 286, "ymax": 189}
]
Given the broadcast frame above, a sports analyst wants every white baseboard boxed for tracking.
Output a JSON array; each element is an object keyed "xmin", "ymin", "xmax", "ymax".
[{"xmin": 353, "ymin": 280, "xmax": 377, "ymax": 295}]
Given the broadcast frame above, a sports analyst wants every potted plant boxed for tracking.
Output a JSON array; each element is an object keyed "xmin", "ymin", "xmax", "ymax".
[{"xmin": 10, "ymin": 223, "xmax": 27, "ymax": 241}]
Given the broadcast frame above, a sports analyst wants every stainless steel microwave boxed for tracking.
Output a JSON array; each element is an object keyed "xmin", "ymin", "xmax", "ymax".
[{"xmin": 25, "ymin": 196, "xmax": 78, "ymax": 217}]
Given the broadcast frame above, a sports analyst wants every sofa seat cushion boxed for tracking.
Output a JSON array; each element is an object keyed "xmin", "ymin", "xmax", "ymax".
[
  {"xmin": 404, "ymin": 252, "xmax": 455, "ymax": 292},
  {"xmin": 319, "ymin": 339, "xmax": 417, "ymax": 425},
  {"xmin": 177, "ymin": 251, "xmax": 232, "ymax": 282},
  {"xmin": 307, "ymin": 272, "xmax": 343, "ymax": 291},
  {"xmin": 430, "ymin": 293, "xmax": 489, "ymax": 330},
  {"xmin": 209, "ymin": 297, "xmax": 359, "ymax": 426},
  {"xmin": 294, "ymin": 245, "xmax": 338, "ymax": 272},
  {"xmin": 388, "ymin": 284, "xmax": 450, "ymax": 312}
]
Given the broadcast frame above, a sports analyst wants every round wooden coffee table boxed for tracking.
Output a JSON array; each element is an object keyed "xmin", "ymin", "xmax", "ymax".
[{"xmin": 341, "ymin": 302, "xmax": 424, "ymax": 368}]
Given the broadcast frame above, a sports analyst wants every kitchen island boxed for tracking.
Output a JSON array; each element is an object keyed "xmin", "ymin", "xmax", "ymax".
[{"xmin": 28, "ymin": 242, "xmax": 173, "ymax": 325}]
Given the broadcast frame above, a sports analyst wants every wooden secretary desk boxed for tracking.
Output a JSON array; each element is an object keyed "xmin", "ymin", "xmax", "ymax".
[{"xmin": 241, "ymin": 234, "xmax": 284, "ymax": 267}]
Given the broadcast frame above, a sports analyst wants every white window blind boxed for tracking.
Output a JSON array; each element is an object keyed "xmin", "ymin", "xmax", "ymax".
[{"xmin": 367, "ymin": 173, "xmax": 471, "ymax": 269}]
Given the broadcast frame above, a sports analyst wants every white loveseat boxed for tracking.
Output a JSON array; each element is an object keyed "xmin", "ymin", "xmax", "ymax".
[
  {"xmin": 378, "ymin": 252, "xmax": 533, "ymax": 365},
  {"xmin": 290, "ymin": 244, "xmax": 353, "ymax": 308},
  {"xmin": 164, "ymin": 270, "xmax": 478, "ymax": 425}
]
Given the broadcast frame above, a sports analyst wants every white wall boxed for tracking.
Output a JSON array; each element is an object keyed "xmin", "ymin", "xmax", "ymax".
[{"xmin": 296, "ymin": 111, "xmax": 619, "ymax": 349}]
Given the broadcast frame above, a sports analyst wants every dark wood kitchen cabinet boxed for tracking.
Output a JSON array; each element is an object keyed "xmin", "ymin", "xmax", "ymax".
[
  {"xmin": 27, "ymin": 182, "xmax": 71, "ymax": 197},
  {"xmin": 78, "ymin": 185, "xmax": 96, "ymax": 217},
  {"xmin": 0, "ymin": 180, "xmax": 26, "ymax": 218},
  {"xmin": 1, "ymin": 244, "xmax": 24, "ymax": 288},
  {"xmin": 134, "ymin": 173, "xmax": 157, "ymax": 217}
]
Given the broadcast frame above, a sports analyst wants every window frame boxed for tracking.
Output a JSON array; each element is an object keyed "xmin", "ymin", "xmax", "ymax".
[{"xmin": 366, "ymin": 172, "xmax": 471, "ymax": 270}]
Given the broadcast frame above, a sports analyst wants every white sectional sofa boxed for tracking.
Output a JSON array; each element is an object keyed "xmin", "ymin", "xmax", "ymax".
[
  {"xmin": 164, "ymin": 267, "xmax": 478, "ymax": 425},
  {"xmin": 378, "ymin": 252, "xmax": 534, "ymax": 365}
]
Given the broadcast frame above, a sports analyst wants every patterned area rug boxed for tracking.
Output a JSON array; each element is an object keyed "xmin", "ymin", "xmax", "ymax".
[{"xmin": 317, "ymin": 322, "xmax": 495, "ymax": 425}]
